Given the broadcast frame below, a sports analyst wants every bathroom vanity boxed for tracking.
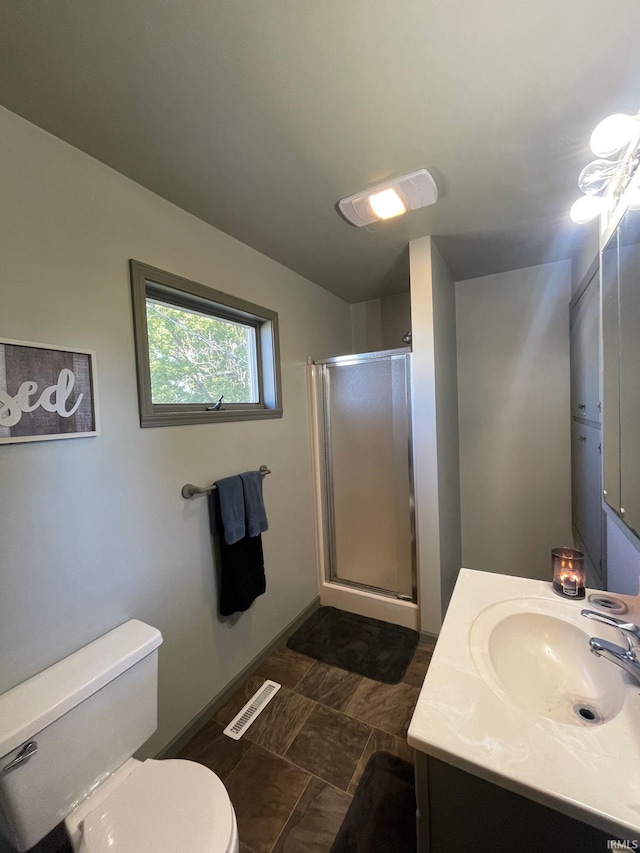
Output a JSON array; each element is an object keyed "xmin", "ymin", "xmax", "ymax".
[{"xmin": 407, "ymin": 569, "xmax": 640, "ymax": 852}]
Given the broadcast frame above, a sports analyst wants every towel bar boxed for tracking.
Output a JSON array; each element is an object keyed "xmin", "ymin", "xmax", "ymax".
[{"xmin": 181, "ymin": 465, "xmax": 271, "ymax": 499}]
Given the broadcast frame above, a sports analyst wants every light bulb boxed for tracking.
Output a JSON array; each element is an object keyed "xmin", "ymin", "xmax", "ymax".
[
  {"xmin": 570, "ymin": 195, "xmax": 608, "ymax": 224},
  {"xmin": 578, "ymin": 159, "xmax": 623, "ymax": 195},
  {"xmin": 590, "ymin": 114, "xmax": 638, "ymax": 158},
  {"xmin": 368, "ymin": 188, "xmax": 406, "ymax": 220}
]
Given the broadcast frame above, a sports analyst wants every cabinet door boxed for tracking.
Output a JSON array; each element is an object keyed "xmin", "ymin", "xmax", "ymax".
[
  {"xmin": 570, "ymin": 270, "xmax": 600, "ymax": 423},
  {"xmin": 571, "ymin": 421, "xmax": 602, "ymax": 574}
]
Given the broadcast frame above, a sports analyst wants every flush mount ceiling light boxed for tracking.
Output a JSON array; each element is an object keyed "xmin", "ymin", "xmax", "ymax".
[
  {"xmin": 570, "ymin": 111, "xmax": 640, "ymax": 224},
  {"xmin": 338, "ymin": 168, "xmax": 438, "ymax": 227}
]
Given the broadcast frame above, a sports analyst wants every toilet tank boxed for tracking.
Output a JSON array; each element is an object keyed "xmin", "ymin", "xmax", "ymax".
[{"xmin": 0, "ymin": 620, "xmax": 162, "ymax": 852}]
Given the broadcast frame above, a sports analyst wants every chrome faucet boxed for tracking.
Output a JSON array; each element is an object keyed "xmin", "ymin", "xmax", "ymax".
[{"xmin": 581, "ymin": 609, "xmax": 640, "ymax": 685}]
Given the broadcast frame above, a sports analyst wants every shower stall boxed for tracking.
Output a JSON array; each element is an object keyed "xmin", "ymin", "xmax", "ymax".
[{"xmin": 309, "ymin": 348, "xmax": 418, "ymax": 629}]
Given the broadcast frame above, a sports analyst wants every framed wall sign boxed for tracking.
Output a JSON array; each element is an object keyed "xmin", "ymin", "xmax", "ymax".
[{"xmin": 0, "ymin": 339, "xmax": 99, "ymax": 444}]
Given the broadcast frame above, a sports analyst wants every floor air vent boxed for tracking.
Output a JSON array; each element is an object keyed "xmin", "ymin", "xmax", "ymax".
[{"xmin": 223, "ymin": 679, "xmax": 281, "ymax": 740}]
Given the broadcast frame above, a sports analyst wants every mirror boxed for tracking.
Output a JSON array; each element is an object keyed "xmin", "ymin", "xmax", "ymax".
[{"xmin": 602, "ymin": 203, "xmax": 640, "ymax": 537}]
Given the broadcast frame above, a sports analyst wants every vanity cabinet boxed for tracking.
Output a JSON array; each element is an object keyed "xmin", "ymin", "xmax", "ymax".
[
  {"xmin": 408, "ymin": 569, "xmax": 640, "ymax": 849},
  {"xmin": 415, "ymin": 754, "xmax": 617, "ymax": 853},
  {"xmin": 569, "ymin": 266, "xmax": 604, "ymax": 586}
]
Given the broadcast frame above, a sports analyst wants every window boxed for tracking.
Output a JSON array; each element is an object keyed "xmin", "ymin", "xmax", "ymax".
[{"xmin": 130, "ymin": 261, "xmax": 282, "ymax": 426}]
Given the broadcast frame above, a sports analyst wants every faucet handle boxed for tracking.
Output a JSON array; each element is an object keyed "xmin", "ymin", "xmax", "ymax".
[
  {"xmin": 581, "ymin": 609, "xmax": 640, "ymax": 654},
  {"xmin": 589, "ymin": 637, "xmax": 629, "ymax": 658}
]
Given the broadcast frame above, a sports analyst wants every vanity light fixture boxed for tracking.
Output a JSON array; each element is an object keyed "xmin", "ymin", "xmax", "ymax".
[
  {"xmin": 590, "ymin": 113, "xmax": 640, "ymax": 158},
  {"xmin": 338, "ymin": 168, "xmax": 438, "ymax": 227},
  {"xmin": 570, "ymin": 111, "xmax": 640, "ymax": 223},
  {"xmin": 569, "ymin": 195, "xmax": 609, "ymax": 225}
]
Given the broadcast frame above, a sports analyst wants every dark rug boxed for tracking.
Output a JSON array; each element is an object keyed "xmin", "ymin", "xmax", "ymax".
[
  {"xmin": 330, "ymin": 751, "xmax": 416, "ymax": 853},
  {"xmin": 286, "ymin": 606, "xmax": 418, "ymax": 684}
]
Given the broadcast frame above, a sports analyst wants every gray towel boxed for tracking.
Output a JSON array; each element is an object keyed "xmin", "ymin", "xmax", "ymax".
[
  {"xmin": 240, "ymin": 471, "xmax": 269, "ymax": 537},
  {"xmin": 214, "ymin": 475, "xmax": 246, "ymax": 545}
]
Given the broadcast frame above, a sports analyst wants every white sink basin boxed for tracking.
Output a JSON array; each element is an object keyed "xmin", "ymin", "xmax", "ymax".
[
  {"xmin": 407, "ymin": 569, "xmax": 640, "ymax": 841},
  {"xmin": 470, "ymin": 598, "xmax": 626, "ymax": 725}
]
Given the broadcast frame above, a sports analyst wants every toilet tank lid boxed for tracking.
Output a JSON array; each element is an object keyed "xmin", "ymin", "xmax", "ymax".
[{"xmin": 0, "ymin": 620, "xmax": 162, "ymax": 758}]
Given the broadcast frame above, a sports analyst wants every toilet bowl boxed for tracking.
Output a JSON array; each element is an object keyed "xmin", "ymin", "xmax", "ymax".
[
  {"xmin": 65, "ymin": 758, "xmax": 239, "ymax": 853},
  {"xmin": 0, "ymin": 620, "xmax": 238, "ymax": 853}
]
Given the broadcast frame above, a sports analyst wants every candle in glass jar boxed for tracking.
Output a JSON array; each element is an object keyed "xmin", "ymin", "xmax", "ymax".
[{"xmin": 551, "ymin": 548, "xmax": 585, "ymax": 599}]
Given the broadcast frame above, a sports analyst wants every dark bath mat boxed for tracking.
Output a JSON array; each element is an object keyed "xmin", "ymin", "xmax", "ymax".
[
  {"xmin": 330, "ymin": 751, "xmax": 416, "ymax": 853},
  {"xmin": 286, "ymin": 606, "xmax": 418, "ymax": 683}
]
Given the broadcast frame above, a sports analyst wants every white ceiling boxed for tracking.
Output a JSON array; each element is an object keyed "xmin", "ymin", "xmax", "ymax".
[{"xmin": 1, "ymin": 1, "xmax": 639, "ymax": 303}]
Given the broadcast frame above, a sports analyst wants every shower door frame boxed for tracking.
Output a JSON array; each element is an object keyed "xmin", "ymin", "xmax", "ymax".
[{"xmin": 313, "ymin": 348, "xmax": 417, "ymax": 603}]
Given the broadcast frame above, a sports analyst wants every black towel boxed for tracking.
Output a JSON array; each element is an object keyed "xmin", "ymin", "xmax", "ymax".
[
  {"xmin": 209, "ymin": 489, "xmax": 266, "ymax": 616},
  {"xmin": 218, "ymin": 532, "xmax": 266, "ymax": 616}
]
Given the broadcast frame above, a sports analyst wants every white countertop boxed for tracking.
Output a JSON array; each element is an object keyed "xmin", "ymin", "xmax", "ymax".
[{"xmin": 407, "ymin": 569, "xmax": 640, "ymax": 841}]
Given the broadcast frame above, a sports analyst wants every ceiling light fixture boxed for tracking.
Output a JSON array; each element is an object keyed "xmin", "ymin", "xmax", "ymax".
[
  {"xmin": 570, "ymin": 111, "xmax": 640, "ymax": 224},
  {"xmin": 368, "ymin": 188, "xmax": 407, "ymax": 220},
  {"xmin": 338, "ymin": 168, "xmax": 438, "ymax": 227}
]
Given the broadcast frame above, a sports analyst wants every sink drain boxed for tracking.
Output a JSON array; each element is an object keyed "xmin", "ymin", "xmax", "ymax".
[{"xmin": 573, "ymin": 703, "xmax": 603, "ymax": 724}]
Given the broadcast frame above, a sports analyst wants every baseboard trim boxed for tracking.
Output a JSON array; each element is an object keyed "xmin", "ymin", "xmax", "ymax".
[
  {"xmin": 157, "ymin": 595, "xmax": 320, "ymax": 758},
  {"xmin": 419, "ymin": 630, "xmax": 438, "ymax": 646}
]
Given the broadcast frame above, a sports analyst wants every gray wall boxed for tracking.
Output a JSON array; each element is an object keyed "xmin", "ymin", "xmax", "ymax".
[
  {"xmin": 430, "ymin": 242, "xmax": 462, "ymax": 613},
  {"xmin": 409, "ymin": 236, "xmax": 461, "ymax": 633},
  {"xmin": 380, "ymin": 292, "xmax": 412, "ymax": 350},
  {"xmin": 0, "ymin": 106, "xmax": 352, "ymax": 756},
  {"xmin": 350, "ymin": 292, "xmax": 411, "ymax": 353},
  {"xmin": 456, "ymin": 261, "xmax": 573, "ymax": 581}
]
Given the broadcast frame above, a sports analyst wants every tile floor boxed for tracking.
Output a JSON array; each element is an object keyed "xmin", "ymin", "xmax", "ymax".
[{"xmin": 178, "ymin": 640, "xmax": 433, "ymax": 853}]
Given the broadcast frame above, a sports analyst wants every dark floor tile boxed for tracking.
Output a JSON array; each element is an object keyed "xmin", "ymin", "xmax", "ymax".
[
  {"xmin": 348, "ymin": 727, "xmax": 414, "ymax": 794},
  {"xmin": 253, "ymin": 645, "xmax": 316, "ymax": 690},
  {"xmin": 178, "ymin": 718, "xmax": 251, "ymax": 780},
  {"xmin": 402, "ymin": 647, "xmax": 432, "ymax": 688},
  {"xmin": 295, "ymin": 662, "xmax": 362, "ymax": 712},
  {"xmin": 345, "ymin": 678, "xmax": 420, "ymax": 738},
  {"xmin": 247, "ymin": 687, "xmax": 315, "ymax": 755},
  {"xmin": 239, "ymin": 844, "xmax": 254, "ymax": 853},
  {"xmin": 214, "ymin": 675, "xmax": 264, "ymax": 727},
  {"xmin": 285, "ymin": 703, "xmax": 371, "ymax": 791},
  {"xmin": 225, "ymin": 744, "xmax": 310, "ymax": 853},
  {"xmin": 272, "ymin": 777, "xmax": 352, "ymax": 852}
]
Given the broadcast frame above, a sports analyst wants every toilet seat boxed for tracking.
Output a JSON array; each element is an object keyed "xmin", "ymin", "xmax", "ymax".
[{"xmin": 73, "ymin": 759, "xmax": 236, "ymax": 853}]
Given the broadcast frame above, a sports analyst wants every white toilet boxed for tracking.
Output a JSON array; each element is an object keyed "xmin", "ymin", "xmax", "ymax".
[{"xmin": 0, "ymin": 620, "xmax": 239, "ymax": 853}]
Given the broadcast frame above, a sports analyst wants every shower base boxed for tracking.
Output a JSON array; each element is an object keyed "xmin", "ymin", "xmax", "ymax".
[{"xmin": 320, "ymin": 580, "xmax": 419, "ymax": 631}]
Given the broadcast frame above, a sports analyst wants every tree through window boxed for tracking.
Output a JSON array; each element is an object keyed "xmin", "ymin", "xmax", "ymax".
[{"xmin": 146, "ymin": 299, "xmax": 258, "ymax": 404}]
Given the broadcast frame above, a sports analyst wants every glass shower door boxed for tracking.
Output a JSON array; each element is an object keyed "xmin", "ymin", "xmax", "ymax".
[{"xmin": 318, "ymin": 350, "xmax": 415, "ymax": 600}]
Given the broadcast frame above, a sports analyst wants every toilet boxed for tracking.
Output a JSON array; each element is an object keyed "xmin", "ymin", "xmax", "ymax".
[{"xmin": 0, "ymin": 620, "xmax": 239, "ymax": 853}]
